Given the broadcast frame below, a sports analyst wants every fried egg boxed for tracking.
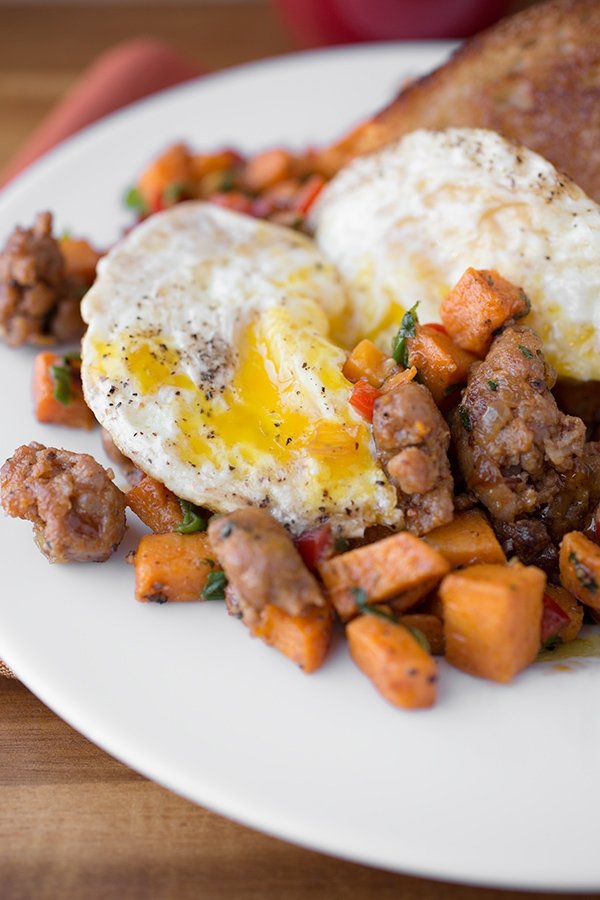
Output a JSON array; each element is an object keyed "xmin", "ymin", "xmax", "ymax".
[
  {"xmin": 310, "ymin": 128, "xmax": 600, "ymax": 381},
  {"xmin": 81, "ymin": 202, "xmax": 400, "ymax": 536}
]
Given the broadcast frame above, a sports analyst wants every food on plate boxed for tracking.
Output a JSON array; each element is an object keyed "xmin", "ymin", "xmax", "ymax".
[
  {"xmin": 125, "ymin": 474, "xmax": 190, "ymax": 534},
  {"xmin": 134, "ymin": 531, "xmax": 218, "ymax": 603},
  {"xmin": 541, "ymin": 584, "xmax": 584, "ymax": 646},
  {"xmin": 80, "ymin": 201, "xmax": 400, "ymax": 537},
  {"xmin": 207, "ymin": 508, "xmax": 326, "ymax": 626},
  {"xmin": 559, "ymin": 531, "xmax": 600, "ymax": 611},
  {"xmin": 32, "ymin": 350, "xmax": 96, "ymax": 429},
  {"xmin": 440, "ymin": 562, "xmax": 546, "ymax": 683},
  {"xmin": 319, "ymin": 0, "xmax": 600, "ymax": 203},
  {"xmin": 347, "ymin": 612, "xmax": 438, "ymax": 709},
  {"xmin": 0, "ymin": 212, "xmax": 99, "ymax": 347},
  {"xmin": 249, "ymin": 600, "xmax": 333, "ymax": 675},
  {"xmin": 0, "ymin": 442, "xmax": 126, "ymax": 562},
  {"xmin": 422, "ymin": 509, "xmax": 506, "ymax": 570},
  {"xmin": 372, "ymin": 380, "xmax": 453, "ymax": 535},
  {"xmin": 453, "ymin": 324, "xmax": 600, "ymax": 576},
  {"xmin": 310, "ymin": 127, "xmax": 600, "ymax": 381}
]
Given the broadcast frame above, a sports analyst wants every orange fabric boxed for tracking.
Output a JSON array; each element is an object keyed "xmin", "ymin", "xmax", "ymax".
[
  {"xmin": 0, "ymin": 40, "xmax": 204, "ymax": 677},
  {"xmin": 1, "ymin": 38, "xmax": 203, "ymax": 187}
]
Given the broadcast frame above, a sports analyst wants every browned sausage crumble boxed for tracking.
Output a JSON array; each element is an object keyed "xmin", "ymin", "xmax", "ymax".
[
  {"xmin": 0, "ymin": 212, "xmax": 86, "ymax": 347},
  {"xmin": 372, "ymin": 381, "xmax": 454, "ymax": 536},
  {"xmin": 208, "ymin": 507, "xmax": 325, "ymax": 627},
  {"xmin": 0, "ymin": 443, "xmax": 126, "ymax": 563},
  {"xmin": 453, "ymin": 325, "xmax": 600, "ymax": 573}
]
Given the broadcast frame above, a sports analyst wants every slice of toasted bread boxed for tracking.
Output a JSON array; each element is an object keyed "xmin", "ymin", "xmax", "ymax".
[{"xmin": 320, "ymin": 0, "xmax": 600, "ymax": 201}]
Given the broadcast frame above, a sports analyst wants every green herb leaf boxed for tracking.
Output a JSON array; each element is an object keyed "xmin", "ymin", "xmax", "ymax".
[
  {"xmin": 458, "ymin": 405, "xmax": 472, "ymax": 431},
  {"xmin": 518, "ymin": 344, "xmax": 534, "ymax": 359},
  {"xmin": 175, "ymin": 499, "xmax": 206, "ymax": 534},
  {"xmin": 408, "ymin": 626, "xmax": 431, "ymax": 654},
  {"xmin": 443, "ymin": 382, "xmax": 463, "ymax": 397},
  {"xmin": 391, "ymin": 302, "xmax": 420, "ymax": 367},
  {"xmin": 487, "ymin": 380, "xmax": 498, "ymax": 392},
  {"xmin": 352, "ymin": 587, "xmax": 397, "ymax": 624},
  {"xmin": 163, "ymin": 181, "xmax": 189, "ymax": 205},
  {"xmin": 201, "ymin": 570, "xmax": 228, "ymax": 601},
  {"xmin": 217, "ymin": 171, "xmax": 235, "ymax": 192},
  {"xmin": 568, "ymin": 551, "xmax": 598, "ymax": 593},
  {"xmin": 334, "ymin": 536, "xmax": 350, "ymax": 554},
  {"xmin": 515, "ymin": 291, "xmax": 531, "ymax": 319},
  {"xmin": 50, "ymin": 362, "xmax": 73, "ymax": 405},
  {"xmin": 123, "ymin": 186, "xmax": 148, "ymax": 216}
]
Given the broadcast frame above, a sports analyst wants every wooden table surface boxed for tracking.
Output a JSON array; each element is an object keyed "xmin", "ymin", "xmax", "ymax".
[{"xmin": 0, "ymin": 3, "xmax": 594, "ymax": 898}]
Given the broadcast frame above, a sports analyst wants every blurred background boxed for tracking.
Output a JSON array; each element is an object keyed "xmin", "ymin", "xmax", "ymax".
[{"xmin": 0, "ymin": 0, "xmax": 537, "ymax": 176}]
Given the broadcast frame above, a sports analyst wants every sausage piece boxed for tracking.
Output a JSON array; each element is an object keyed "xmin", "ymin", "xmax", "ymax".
[
  {"xmin": 0, "ymin": 442, "xmax": 126, "ymax": 562},
  {"xmin": 372, "ymin": 381, "xmax": 454, "ymax": 535},
  {"xmin": 0, "ymin": 212, "xmax": 85, "ymax": 347},
  {"xmin": 452, "ymin": 325, "xmax": 587, "ymax": 523},
  {"xmin": 208, "ymin": 508, "xmax": 325, "ymax": 626}
]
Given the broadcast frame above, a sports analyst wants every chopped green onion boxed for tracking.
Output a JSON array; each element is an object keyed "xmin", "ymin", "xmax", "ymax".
[
  {"xmin": 409, "ymin": 627, "xmax": 431, "ymax": 654},
  {"xmin": 518, "ymin": 344, "xmax": 534, "ymax": 359},
  {"xmin": 50, "ymin": 362, "xmax": 73, "ymax": 405},
  {"xmin": 458, "ymin": 405, "xmax": 472, "ymax": 431},
  {"xmin": 568, "ymin": 551, "xmax": 598, "ymax": 593},
  {"xmin": 391, "ymin": 302, "xmax": 419, "ymax": 367},
  {"xmin": 163, "ymin": 181, "xmax": 189, "ymax": 205},
  {"xmin": 175, "ymin": 499, "xmax": 206, "ymax": 534},
  {"xmin": 201, "ymin": 570, "xmax": 228, "ymax": 601},
  {"xmin": 123, "ymin": 186, "xmax": 148, "ymax": 216}
]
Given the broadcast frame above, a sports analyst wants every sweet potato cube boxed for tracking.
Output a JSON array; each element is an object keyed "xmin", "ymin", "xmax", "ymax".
[
  {"xmin": 138, "ymin": 143, "xmax": 193, "ymax": 206},
  {"xmin": 398, "ymin": 613, "xmax": 444, "ymax": 655},
  {"xmin": 407, "ymin": 324, "xmax": 478, "ymax": 405},
  {"xmin": 342, "ymin": 339, "xmax": 396, "ymax": 387},
  {"xmin": 59, "ymin": 237, "xmax": 101, "ymax": 283},
  {"xmin": 559, "ymin": 532, "xmax": 600, "ymax": 611},
  {"xmin": 440, "ymin": 562, "xmax": 545, "ymax": 683},
  {"xmin": 32, "ymin": 351, "xmax": 96, "ymax": 430},
  {"xmin": 318, "ymin": 532, "xmax": 450, "ymax": 622},
  {"xmin": 126, "ymin": 475, "xmax": 184, "ymax": 533},
  {"xmin": 440, "ymin": 268, "xmax": 530, "ymax": 356},
  {"xmin": 424, "ymin": 509, "xmax": 506, "ymax": 569},
  {"xmin": 347, "ymin": 614, "xmax": 438, "ymax": 709},
  {"xmin": 251, "ymin": 603, "xmax": 333, "ymax": 673},
  {"xmin": 134, "ymin": 532, "xmax": 216, "ymax": 602}
]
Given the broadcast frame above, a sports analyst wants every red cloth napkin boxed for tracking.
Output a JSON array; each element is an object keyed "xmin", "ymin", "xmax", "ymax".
[
  {"xmin": 1, "ymin": 38, "xmax": 204, "ymax": 187},
  {"xmin": 0, "ymin": 39, "xmax": 203, "ymax": 678}
]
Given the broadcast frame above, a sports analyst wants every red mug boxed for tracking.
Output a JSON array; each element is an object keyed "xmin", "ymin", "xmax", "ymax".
[{"xmin": 272, "ymin": 0, "xmax": 511, "ymax": 44}]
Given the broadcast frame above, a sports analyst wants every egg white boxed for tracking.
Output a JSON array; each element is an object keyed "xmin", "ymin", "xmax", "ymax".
[
  {"xmin": 81, "ymin": 202, "xmax": 400, "ymax": 536},
  {"xmin": 310, "ymin": 128, "xmax": 600, "ymax": 380}
]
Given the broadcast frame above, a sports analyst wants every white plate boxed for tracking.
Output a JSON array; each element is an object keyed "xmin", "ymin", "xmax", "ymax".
[{"xmin": 1, "ymin": 44, "xmax": 599, "ymax": 893}]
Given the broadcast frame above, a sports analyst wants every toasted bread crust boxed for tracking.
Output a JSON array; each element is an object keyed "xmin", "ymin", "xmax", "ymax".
[{"xmin": 328, "ymin": 0, "xmax": 600, "ymax": 200}]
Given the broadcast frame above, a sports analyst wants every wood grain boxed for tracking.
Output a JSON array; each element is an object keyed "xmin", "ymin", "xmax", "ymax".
[{"xmin": 1, "ymin": 676, "xmax": 581, "ymax": 900}]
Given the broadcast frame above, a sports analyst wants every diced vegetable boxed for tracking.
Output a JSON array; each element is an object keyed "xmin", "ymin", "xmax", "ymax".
[
  {"xmin": 318, "ymin": 532, "xmax": 450, "ymax": 622},
  {"xmin": 407, "ymin": 324, "xmax": 478, "ymax": 405},
  {"xmin": 440, "ymin": 268, "xmax": 530, "ymax": 357},
  {"xmin": 251, "ymin": 602, "xmax": 334, "ymax": 673},
  {"xmin": 398, "ymin": 613, "xmax": 444, "ymax": 655},
  {"xmin": 59, "ymin": 237, "xmax": 102, "ymax": 283},
  {"xmin": 191, "ymin": 149, "xmax": 241, "ymax": 181},
  {"xmin": 541, "ymin": 585, "xmax": 583, "ymax": 645},
  {"xmin": 210, "ymin": 191, "xmax": 253, "ymax": 214},
  {"xmin": 137, "ymin": 143, "xmax": 194, "ymax": 211},
  {"xmin": 126, "ymin": 475, "xmax": 187, "ymax": 534},
  {"xmin": 559, "ymin": 531, "xmax": 600, "ymax": 611},
  {"xmin": 440, "ymin": 562, "xmax": 545, "ymax": 683},
  {"xmin": 347, "ymin": 614, "xmax": 438, "ymax": 709},
  {"xmin": 293, "ymin": 174, "xmax": 326, "ymax": 214},
  {"xmin": 243, "ymin": 148, "xmax": 294, "ymax": 193},
  {"xmin": 32, "ymin": 351, "xmax": 96, "ymax": 430},
  {"xmin": 349, "ymin": 379, "xmax": 381, "ymax": 421},
  {"xmin": 379, "ymin": 365, "xmax": 417, "ymax": 394},
  {"xmin": 423, "ymin": 509, "xmax": 506, "ymax": 569},
  {"xmin": 342, "ymin": 339, "xmax": 395, "ymax": 387},
  {"xmin": 134, "ymin": 532, "xmax": 217, "ymax": 602},
  {"xmin": 294, "ymin": 523, "xmax": 333, "ymax": 571}
]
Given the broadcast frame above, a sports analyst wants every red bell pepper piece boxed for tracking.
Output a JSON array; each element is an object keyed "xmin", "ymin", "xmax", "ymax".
[
  {"xmin": 540, "ymin": 593, "xmax": 571, "ymax": 644},
  {"xmin": 295, "ymin": 523, "xmax": 333, "ymax": 571},
  {"xmin": 349, "ymin": 379, "xmax": 382, "ymax": 422}
]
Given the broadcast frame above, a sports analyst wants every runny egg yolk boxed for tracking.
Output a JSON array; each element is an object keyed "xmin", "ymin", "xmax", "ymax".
[{"xmin": 90, "ymin": 306, "xmax": 384, "ymax": 497}]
